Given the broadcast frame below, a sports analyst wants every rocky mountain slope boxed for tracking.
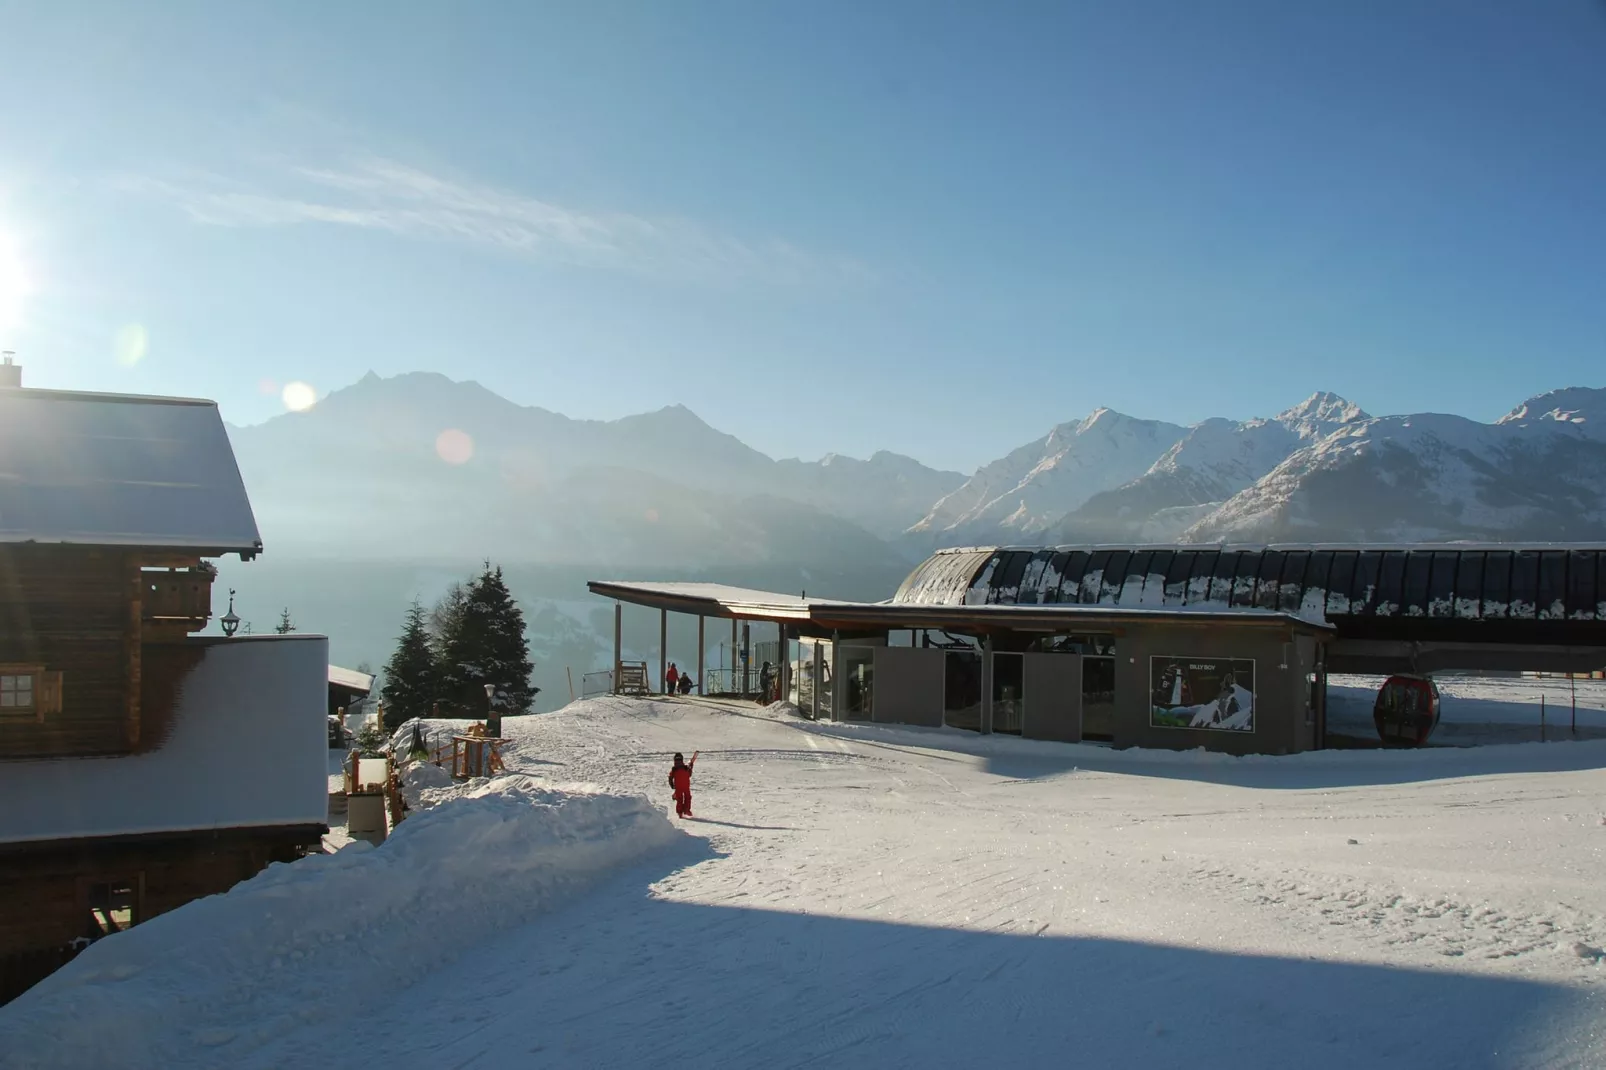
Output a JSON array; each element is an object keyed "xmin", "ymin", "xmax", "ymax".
[
  {"xmin": 1182, "ymin": 397, "xmax": 1606, "ymax": 543},
  {"xmin": 905, "ymin": 409, "xmax": 1188, "ymax": 548},
  {"xmin": 1056, "ymin": 392, "xmax": 1371, "ymax": 543}
]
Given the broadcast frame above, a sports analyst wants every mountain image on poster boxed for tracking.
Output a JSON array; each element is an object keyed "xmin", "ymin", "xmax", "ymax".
[{"xmin": 1150, "ymin": 657, "xmax": 1255, "ymax": 732}]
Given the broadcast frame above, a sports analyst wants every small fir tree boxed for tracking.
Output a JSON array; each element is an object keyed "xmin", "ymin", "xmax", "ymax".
[
  {"xmin": 274, "ymin": 608, "xmax": 296, "ymax": 634},
  {"xmin": 429, "ymin": 582, "xmax": 468, "ymax": 649},
  {"xmin": 437, "ymin": 563, "xmax": 536, "ymax": 716},
  {"xmin": 352, "ymin": 719, "xmax": 388, "ymax": 758},
  {"xmin": 381, "ymin": 599, "xmax": 437, "ymax": 731}
]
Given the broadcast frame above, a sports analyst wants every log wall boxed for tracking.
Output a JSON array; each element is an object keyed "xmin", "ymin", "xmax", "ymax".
[
  {"xmin": 0, "ymin": 826, "xmax": 321, "ymax": 1004},
  {"xmin": 0, "ymin": 546, "xmax": 133, "ymax": 758}
]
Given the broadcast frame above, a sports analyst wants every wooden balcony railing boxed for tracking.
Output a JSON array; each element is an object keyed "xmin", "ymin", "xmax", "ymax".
[{"xmin": 142, "ymin": 569, "xmax": 214, "ymax": 629}]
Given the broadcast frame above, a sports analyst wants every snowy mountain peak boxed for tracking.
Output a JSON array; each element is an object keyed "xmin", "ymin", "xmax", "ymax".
[
  {"xmin": 1276, "ymin": 391, "xmax": 1368, "ymax": 427},
  {"xmin": 1497, "ymin": 386, "xmax": 1606, "ymax": 435}
]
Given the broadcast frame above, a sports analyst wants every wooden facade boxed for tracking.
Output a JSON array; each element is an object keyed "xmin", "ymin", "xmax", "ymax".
[
  {"xmin": 0, "ymin": 383, "xmax": 326, "ymax": 1006},
  {"xmin": 0, "ymin": 545, "xmax": 215, "ymax": 759},
  {"xmin": 0, "ymin": 825, "xmax": 320, "ymax": 1004}
]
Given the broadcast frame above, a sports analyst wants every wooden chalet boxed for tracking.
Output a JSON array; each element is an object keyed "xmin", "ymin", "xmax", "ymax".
[{"xmin": 0, "ymin": 373, "xmax": 330, "ymax": 1004}]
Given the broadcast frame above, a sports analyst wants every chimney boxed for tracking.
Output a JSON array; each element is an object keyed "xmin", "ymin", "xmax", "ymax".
[{"xmin": 0, "ymin": 352, "xmax": 18, "ymax": 388}]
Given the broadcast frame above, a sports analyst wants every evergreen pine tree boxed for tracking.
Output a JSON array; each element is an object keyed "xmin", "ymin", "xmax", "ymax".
[
  {"xmin": 275, "ymin": 608, "xmax": 296, "ymax": 634},
  {"xmin": 437, "ymin": 563, "xmax": 536, "ymax": 715},
  {"xmin": 380, "ymin": 599, "xmax": 437, "ymax": 730}
]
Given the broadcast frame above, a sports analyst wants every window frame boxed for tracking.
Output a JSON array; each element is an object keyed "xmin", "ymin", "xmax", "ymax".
[{"xmin": 0, "ymin": 664, "xmax": 44, "ymax": 719}]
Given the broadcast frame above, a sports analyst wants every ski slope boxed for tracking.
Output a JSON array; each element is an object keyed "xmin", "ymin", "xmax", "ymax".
[{"xmin": 4, "ymin": 695, "xmax": 1605, "ymax": 1069}]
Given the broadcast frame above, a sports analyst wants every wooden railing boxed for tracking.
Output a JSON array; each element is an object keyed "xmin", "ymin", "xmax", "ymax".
[{"xmin": 142, "ymin": 569, "xmax": 214, "ymax": 628}]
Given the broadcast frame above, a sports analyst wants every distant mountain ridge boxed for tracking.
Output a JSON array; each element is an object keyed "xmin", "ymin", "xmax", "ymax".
[
  {"xmin": 228, "ymin": 373, "xmax": 1606, "ymax": 581},
  {"xmin": 905, "ymin": 408, "xmax": 1190, "ymax": 548},
  {"xmin": 226, "ymin": 372, "xmax": 962, "ymax": 575}
]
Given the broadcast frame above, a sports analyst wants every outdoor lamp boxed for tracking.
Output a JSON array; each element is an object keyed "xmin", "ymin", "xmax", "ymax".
[
  {"xmin": 484, "ymin": 682, "xmax": 500, "ymax": 737},
  {"xmin": 220, "ymin": 589, "xmax": 241, "ymax": 638}
]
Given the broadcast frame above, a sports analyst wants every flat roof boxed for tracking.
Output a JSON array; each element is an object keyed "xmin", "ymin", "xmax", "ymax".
[
  {"xmin": 0, "ymin": 635, "xmax": 329, "ymax": 846},
  {"xmin": 586, "ymin": 579, "xmax": 1330, "ymax": 633},
  {"xmin": 328, "ymin": 664, "xmax": 375, "ymax": 693},
  {"xmin": 0, "ymin": 387, "xmax": 263, "ymax": 557}
]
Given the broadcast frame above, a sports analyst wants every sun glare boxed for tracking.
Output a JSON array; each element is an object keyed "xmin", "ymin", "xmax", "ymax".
[
  {"xmin": 282, "ymin": 380, "xmax": 318, "ymax": 412},
  {"xmin": 0, "ymin": 229, "xmax": 31, "ymax": 336}
]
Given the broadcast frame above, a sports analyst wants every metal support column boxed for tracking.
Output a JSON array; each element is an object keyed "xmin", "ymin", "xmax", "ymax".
[
  {"xmin": 741, "ymin": 622, "xmax": 751, "ymax": 698},
  {"xmin": 980, "ymin": 635, "xmax": 994, "ymax": 734},
  {"xmin": 696, "ymin": 615, "xmax": 705, "ymax": 696},
  {"xmin": 812, "ymin": 641, "xmax": 824, "ymax": 720},
  {"xmin": 659, "ymin": 607, "xmax": 667, "ymax": 695},
  {"xmin": 612, "ymin": 602, "xmax": 622, "ymax": 695},
  {"xmin": 830, "ymin": 629, "xmax": 841, "ymax": 723},
  {"xmin": 778, "ymin": 624, "xmax": 790, "ymax": 705}
]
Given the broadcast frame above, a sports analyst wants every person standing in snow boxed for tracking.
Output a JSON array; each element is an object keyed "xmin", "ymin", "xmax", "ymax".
[
  {"xmin": 668, "ymin": 750, "xmax": 698, "ymax": 817},
  {"xmin": 758, "ymin": 661, "xmax": 773, "ymax": 704},
  {"xmin": 665, "ymin": 662, "xmax": 679, "ymax": 694},
  {"xmin": 679, "ymin": 672, "xmax": 694, "ymax": 695}
]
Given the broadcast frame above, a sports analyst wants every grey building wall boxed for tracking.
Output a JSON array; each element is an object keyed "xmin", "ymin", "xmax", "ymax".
[
  {"xmin": 1110, "ymin": 624, "xmax": 1321, "ymax": 756},
  {"xmin": 872, "ymin": 647, "xmax": 945, "ymax": 727},
  {"xmin": 1022, "ymin": 652, "xmax": 1081, "ymax": 742}
]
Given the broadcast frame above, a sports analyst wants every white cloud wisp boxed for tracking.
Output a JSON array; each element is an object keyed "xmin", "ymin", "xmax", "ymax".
[{"xmin": 120, "ymin": 157, "xmax": 872, "ymax": 288}]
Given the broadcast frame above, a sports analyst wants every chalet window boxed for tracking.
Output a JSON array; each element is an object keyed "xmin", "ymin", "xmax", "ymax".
[
  {"xmin": 0, "ymin": 664, "xmax": 63, "ymax": 721},
  {"xmin": 1, "ymin": 672, "xmax": 34, "ymax": 711},
  {"xmin": 87, "ymin": 875, "xmax": 145, "ymax": 937}
]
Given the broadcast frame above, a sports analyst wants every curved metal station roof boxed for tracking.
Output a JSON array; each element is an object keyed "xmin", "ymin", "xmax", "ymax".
[{"xmin": 896, "ymin": 544, "xmax": 1606, "ymax": 623}]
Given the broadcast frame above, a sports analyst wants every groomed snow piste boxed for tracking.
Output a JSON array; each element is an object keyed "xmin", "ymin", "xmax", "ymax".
[{"xmin": 3, "ymin": 688, "xmax": 1605, "ymax": 1069}]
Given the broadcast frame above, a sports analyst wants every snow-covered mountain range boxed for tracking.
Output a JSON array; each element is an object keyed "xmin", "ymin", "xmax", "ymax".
[
  {"xmin": 223, "ymin": 373, "xmax": 1606, "ymax": 706},
  {"xmin": 228, "ymin": 373, "xmax": 1606, "ymax": 577},
  {"xmin": 905, "ymin": 408, "xmax": 1189, "ymax": 548}
]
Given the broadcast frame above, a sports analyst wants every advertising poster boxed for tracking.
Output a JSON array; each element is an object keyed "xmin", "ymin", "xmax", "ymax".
[{"xmin": 1150, "ymin": 656, "xmax": 1255, "ymax": 732}]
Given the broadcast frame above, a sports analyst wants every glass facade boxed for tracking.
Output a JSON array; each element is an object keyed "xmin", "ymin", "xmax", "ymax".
[
  {"xmin": 943, "ymin": 651, "xmax": 983, "ymax": 732},
  {"xmin": 991, "ymin": 653, "xmax": 1024, "ymax": 735}
]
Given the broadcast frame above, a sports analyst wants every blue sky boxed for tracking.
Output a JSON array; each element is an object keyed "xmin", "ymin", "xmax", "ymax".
[{"xmin": 0, "ymin": 1, "xmax": 1603, "ymax": 473}]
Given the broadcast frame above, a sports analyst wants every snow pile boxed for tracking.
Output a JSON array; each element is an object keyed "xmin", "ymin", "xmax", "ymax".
[
  {"xmin": 397, "ymin": 759, "xmax": 455, "ymax": 810},
  {"xmin": 0, "ymin": 778, "xmax": 683, "ymax": 1069}
]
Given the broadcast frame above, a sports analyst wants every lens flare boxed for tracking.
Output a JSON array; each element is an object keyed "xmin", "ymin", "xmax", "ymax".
[
  {"xmin": 257, "ymin": 377, "xmax": 280, "ymax": 397},
  {"xmin": 435, "ymin": 428, "xmax": 474, "ymax": 465},
  {"xmin": 114, "ymin": 324, "xmax": 148, "ymax": 367},
  {"xmin": 281, "ymin": 381, "xmax": 317, "ymax": 412}
]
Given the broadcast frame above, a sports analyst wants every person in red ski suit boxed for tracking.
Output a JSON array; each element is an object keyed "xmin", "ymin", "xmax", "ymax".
[
  {"xmin": 665, "ymin": 663, "xmax": 679, "ymax": 694},
  {"xmin": 668, "ymin": 750, "xmax": 698, "ymax": 818}
]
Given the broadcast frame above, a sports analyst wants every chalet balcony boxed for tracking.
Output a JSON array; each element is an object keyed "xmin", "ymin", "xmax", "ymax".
[{"xmin": 142, "ymin": 569, "xmax": 214, "ymax": 630}]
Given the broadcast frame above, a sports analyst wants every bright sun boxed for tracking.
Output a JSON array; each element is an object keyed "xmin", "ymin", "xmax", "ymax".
[{"xmin": 0, "ymin": 228, "xmax": 30, "ymax": 336}]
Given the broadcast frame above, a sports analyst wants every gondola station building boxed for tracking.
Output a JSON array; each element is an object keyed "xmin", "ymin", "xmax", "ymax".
[{"xmin": 591, "ymin": 544, "xmax": 1606, "ymax": 756}]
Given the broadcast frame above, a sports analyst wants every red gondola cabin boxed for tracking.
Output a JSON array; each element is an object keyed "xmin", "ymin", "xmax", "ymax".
[{"xmin": 1374, "ymin": 675, "xmax": 1441, "ymax": 747}]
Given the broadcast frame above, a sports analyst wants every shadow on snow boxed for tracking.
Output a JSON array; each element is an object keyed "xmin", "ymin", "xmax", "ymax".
[
  {"xmin": 787, "ymin": 718, "xmax": 1606, "ymax": 790},
  {"xmin": 236, "ymin": 842, "xmax": 1600, "ymax": 1070}
]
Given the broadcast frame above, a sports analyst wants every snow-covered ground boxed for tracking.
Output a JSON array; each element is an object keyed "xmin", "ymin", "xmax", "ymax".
[{"xmin": 4, "ymin": 690, "xmax": 1605, "ymax": 1068}]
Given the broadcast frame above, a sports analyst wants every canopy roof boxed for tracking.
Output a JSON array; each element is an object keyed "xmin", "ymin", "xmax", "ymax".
[
  {"xmin": 0, "ymin": 387, "xmax": 262, "ymax": 557},
  {"xmin": 586, "ymin": 579, "xmax": 1329, "ymax": 634}
]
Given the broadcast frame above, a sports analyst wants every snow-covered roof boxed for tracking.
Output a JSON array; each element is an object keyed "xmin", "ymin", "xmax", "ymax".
[
  {"xmin": 0, "ymin": 635, "xmax": 329, "ymax": 846},
  {"xmin": 587, "ymin": 581, "xmax": 817, "ymax": 619},
  {"xmin": 329, "ymin": 664, "xmax": 375, "ymax": 693},
  {"xmin": 0, "ymin": 387, "xmax": 263, "ymax": 557},
  {"xmin": 586, "ymin": 579, "xmax": 1330, "ymax": 631}
]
